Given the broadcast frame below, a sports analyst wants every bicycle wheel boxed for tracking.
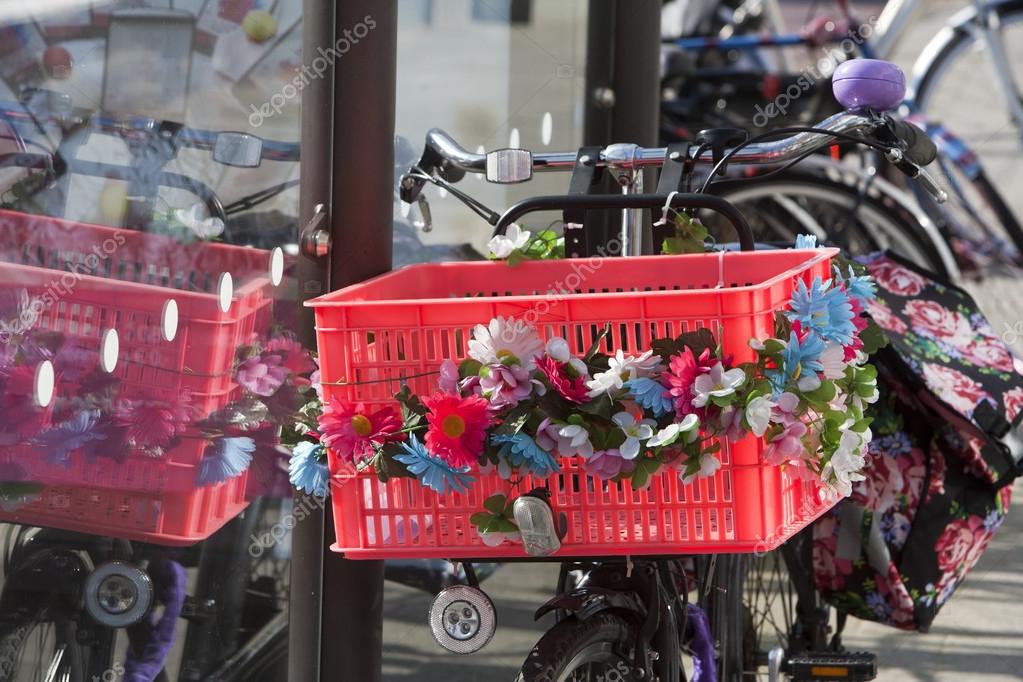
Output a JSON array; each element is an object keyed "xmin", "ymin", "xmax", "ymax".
[
  {"xmin": 905, "ymin": 150, "xmax": 1023, "ymax": 270},
  {"xmin": 0, "ymin": 618, "xmax": 85, "ymax": 682},
  {"xmin": 913, "ymin": 1, "xmax": 1023, "ymax": 227},
  {"xmin": 515, "ymin": 612, "xmax": 637, "ymax": 682},
  {"xmin": 706, "ymin": 172, "xmax": 948, "ymax": 275}
]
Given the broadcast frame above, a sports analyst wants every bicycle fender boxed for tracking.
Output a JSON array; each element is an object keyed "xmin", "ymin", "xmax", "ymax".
[{"xmin": 534, "ymin": 586, "xmax": 646, "ymax": 622}]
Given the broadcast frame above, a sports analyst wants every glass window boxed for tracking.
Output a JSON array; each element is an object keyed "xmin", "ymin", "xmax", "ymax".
[{"xmin": 0, "ymin": 1, "xmax": 303, "ymax": 678}]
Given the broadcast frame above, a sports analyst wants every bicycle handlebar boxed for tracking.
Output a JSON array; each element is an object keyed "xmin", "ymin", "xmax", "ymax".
[{"xmin": 407, "ymin": 110, "xmax": 947, "ymax": 204}]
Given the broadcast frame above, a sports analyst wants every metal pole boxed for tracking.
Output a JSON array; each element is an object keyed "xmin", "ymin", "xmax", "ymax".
[
  {"xmin": 321, "ymin": 1, "xmax": 397, "ymax": 681},
  {"xmin": 609, "ymin": 0, "xmax": 661, "ymax": 255},
  {"xmin": 583, "ymin": 0, "xmax": 662, "ymax": 255},
  {"xmin": 289, "ymin": 0, "xmax": 335, "ymax": 679},
  {"xmin": 290, "ymin": 1, "xmax": 396, "ymax": 681}
]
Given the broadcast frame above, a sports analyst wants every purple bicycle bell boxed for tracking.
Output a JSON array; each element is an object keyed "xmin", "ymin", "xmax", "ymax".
[{"xmin": 832, "ymin": 59, "xmax": 906, "ymax": 111}]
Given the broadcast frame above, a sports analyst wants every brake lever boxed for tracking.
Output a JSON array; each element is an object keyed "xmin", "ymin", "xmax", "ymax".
[{"xmin": 885, "ymin": 148, "xmax": 948, "ymax": 204}]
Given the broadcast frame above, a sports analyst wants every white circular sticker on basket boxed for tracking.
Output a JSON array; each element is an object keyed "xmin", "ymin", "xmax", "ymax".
[
  {"xmin": 34, "ymin": 360, "xmax": 54, "ymax": 408},
  {"xmin": 541, "ymin": 112, "xmax": 553, "ymax": 146},
  {"xmin": 217, "ymin": 272, "xmax": 233, "ymax": 313},
  {"xmin": 161, "ymin": 299, "xmax": 179, "ymax": 342},
  {"xmin": 509, "ymin": 127, "xmax": 520, "ymax": 149},
  {"xmin": 269, "ymin": 247, "xmax": 284, "ymax": 287},
  {"xmin": 100, "ymin": 329, "xmax": 119, "ymax": 373}
]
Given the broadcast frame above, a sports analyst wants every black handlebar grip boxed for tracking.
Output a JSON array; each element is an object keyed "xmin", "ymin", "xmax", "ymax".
[{"xmin": 889, "ymin": 119, "xmax": 937, "ymax": 167}]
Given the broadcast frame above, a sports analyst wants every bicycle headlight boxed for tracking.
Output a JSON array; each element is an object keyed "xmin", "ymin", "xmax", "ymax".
[{"xmin": 512, "ymin": 494, "xmax": 561, "ymax": 557}]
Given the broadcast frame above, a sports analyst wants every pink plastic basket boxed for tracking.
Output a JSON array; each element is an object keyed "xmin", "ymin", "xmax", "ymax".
[
  {"xmin": 308, "ymin": 248, "xmax": 839, "ymax": 558},
  {"xmin": 0, "ymin": 210, "xmax": 274, "ymax": 544}
]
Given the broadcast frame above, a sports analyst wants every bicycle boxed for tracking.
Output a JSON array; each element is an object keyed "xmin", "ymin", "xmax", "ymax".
[
  {"xmin": 660, "ymin": 0, "xmax": 1023, "ymax": 274},
  {"xmin": 386, "ymin": 62, "xmax": 940, "ymax": 681}
]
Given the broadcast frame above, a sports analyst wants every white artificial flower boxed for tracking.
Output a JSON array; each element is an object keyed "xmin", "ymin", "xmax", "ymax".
[
  {"xmin": 820, "ymin": 343, "xmax": 847, "ymax": 380},
  {"xmin": 744, "ymin": 395, "xmax": 774, "ymax": 437},
  {"xmin": 797, "ymin": 373, "xmax": 822, "ymax": 392},
  {"xmin": 822, "ymin": 429, "xmax": 868, "ymax": 497},
  {"xmin": 545, "ymin": 337, "xmax": 572, "ymax": 363},
  {"xmin": 648, "ymin": 414, "xmax": 700, "ymax": 448},
  {"xmin": 173, "ymin": 203, "xmax": 225, "ymax": 239},
  {"xmin": 487, "ymin": 223, "xmax": 531, "ymax": 259},
  {"xmin": 556, "ymin": 424, "xmax": 594, "ymax": 458},
  {"xmin": 468, "ymin": 316, "xmax": 544, "ymax": 370},
  {"xmin": 585, "ymin": 349, "xmax": 661, "ymax": 397},
  {"xmin": 692, "ymin": 362, "xmax": 746, "ymax": 408},
  {"xmin": 612, "ymin": 411, "xmax": 656, "ymax": 459},
  {"xmin": 682, "ymin": 453, "xmax": 722, "ymax": 485}
]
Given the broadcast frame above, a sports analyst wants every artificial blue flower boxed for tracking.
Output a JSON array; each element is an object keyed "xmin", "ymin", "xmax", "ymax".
[
  {"xmin": 625, "ymin": 377, "xmax": 673, "ymax": 417},
  {"xmin": 490, "ymin": 432, "xmax": 561, "ymax": 478},
  {"xmin": 289, "ymin": 441, "xmax": 329, "ymax": 497},
  {"xmin": 785, "ymin": 277, "xmax": 856, "ymax": 346},
  {"xmin": 766, "ymin": 331, "xmax": 826, "ymax": 395},
  {"xmin": 835, "ymin": 265, "xmax": 876, "ymax": 307},
  {"xmin": 795, "ymin": 234, "xmax": 819, "ymax": 249},
  {"xmin": 196, "ymin": 436, "xmax": 255, "ymax": 486},
  {"xmin": 34, "ymin": 410, "xmax": 107, "ymax": 467},
  {"xmin": 393, "ymin": 434, "xmax": 474, "ymax": 494}
]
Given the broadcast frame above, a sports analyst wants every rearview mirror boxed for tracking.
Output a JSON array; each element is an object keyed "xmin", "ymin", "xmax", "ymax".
[
  {"xmin": 486, "ymin": 148, "xmax": 532, "ymax": 183},
  {"xmin": 213, "ymin": 132, "xmax": 263, "ymax": 168}
]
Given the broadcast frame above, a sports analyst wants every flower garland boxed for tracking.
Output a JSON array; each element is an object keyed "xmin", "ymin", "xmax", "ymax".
[
  {"xmin": 0, "ymin": 285, "xmax": 314, "ymax": 496},
  {"xmin": 290, "ymin": 247, "xmax": 887, "ymax": 542}
]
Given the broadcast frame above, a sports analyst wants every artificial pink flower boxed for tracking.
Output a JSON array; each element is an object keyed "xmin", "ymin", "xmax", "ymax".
[
  {"xmin": 582, "ymin": 448, "xmax": 634, "ymax": 480},
  {"xmin": 438, "ymin": 359, "xmax": 460, "ymax": 395},
  {"xmin": 0, "ymin": 365, "xmax": 56, "ymax": 439},
  {"xmin": 536, "ymin": 354, "xmax": 589, "ymax": 404},
  {"xmin": 478, "ymin": 362, "xmax": 534, "ymax": 410},
  {"xmin": 236, "ymin": 353, "xmax": 290, "ymax": 396},
  {"xmin": 318, "ymin": 397, "xmax": 402, "ymax": 462},
  {"xmin": 763, "ymin": 420, "xmax": 807, "ymax": 465},
  {"xmin": 664, "ymin": 347, "xmax": 717, "ymax": 419},
  {"xmin": 265, "ymin": 336, "xmax": 317, "ymax": 376},
  {"xmin": 423, "ymin": 392, "xmax": 490, "ymax": 468},
  {"xmin": 114, "ymin": 392, "xmax": 195, "ymax": 451}
]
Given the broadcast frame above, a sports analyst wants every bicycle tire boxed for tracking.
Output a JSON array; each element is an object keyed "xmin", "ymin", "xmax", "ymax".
[
  {"xmin": 0, "ymin": 617, "xmax": 85, "ymax": 682},
  {"xmin": 706, "ymin": 172, "xmax": 948, "ymax": 275},
  {"xmin": 515, "ymin": 611, "xmax": 637, "ymax": 682}
]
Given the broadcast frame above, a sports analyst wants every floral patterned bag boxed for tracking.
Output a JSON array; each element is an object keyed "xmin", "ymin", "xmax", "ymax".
[{"xmin": 812, "ymin": 253, "xmax": 1021, "ymax": 631}]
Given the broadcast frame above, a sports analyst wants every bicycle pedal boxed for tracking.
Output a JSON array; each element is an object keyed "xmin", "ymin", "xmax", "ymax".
[{"xmin": 786, "ymin": 651, "xmax": 876, "ymax": 681}]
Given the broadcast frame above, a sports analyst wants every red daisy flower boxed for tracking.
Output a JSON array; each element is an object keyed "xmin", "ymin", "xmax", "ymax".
[
  {"xmin": 318, "ymin": 398, "xmax": 401, "ymax": 462},
  {"xmin": 664, "ymin": 347, "xmax": 716, "ymax": 419},
  {"xmin": 536, "ymin": 354, "xmax": 589, "ymax": 404},
  {"xmin": 423, "ymin": 393, "xmax": 490, "ymax": 468}
]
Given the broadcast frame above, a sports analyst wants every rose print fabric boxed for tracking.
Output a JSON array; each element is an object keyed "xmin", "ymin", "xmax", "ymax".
[{"xmin": 812, "ymin": 253, "xmax": 1019, "ymax": 632}]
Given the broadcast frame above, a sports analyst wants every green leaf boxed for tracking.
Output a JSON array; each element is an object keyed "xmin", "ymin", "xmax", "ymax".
[
  {"xmin": 483, "ymin": 493, "xmax": 508, "ymax": 515},
  {"xmin": 373, "ymin": 443, "xmax": 416, "ymax": 482},
  {"xmin": 506, "ymin": 250, "xmax": 524, "ymax": 268},
  {"xmin": 494, "ymin": 403, "xmax": 533, "ymax": 436},
  {"xmin": 859, "ymin": 323, "xmax": 889, "ymax": 355},
  {"xmin": 803, "ymin": 381, "xmax": 836, "ymax": 404},
  {"xmin": 459, "ymin": 358, "xmax": 483, "ymax": 379},
  {"xmin": 470, "ymin": 512, "xmax": 492, "ymax": 528},
  {"xmin": 676, "ymin": 328, "xmax": 718, "ymax": 357},
  {"xmin": 495, "ymin": 519, "xmax": 519, "ymax": 533},
  {"xmin": 395, "ymin": 385, "xmax": 427, "ymax": 418},
  {"xmin": 584, "ymin": 325, "xmax": 611, "ymax": 361}
]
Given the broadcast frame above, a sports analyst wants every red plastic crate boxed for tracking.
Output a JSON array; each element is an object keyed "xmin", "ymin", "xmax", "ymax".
[
  {"xmin": 309, "ymin": 248, "xmax": 840, "ymax": 559},
  {"xmin": 0, "ymin": 210, "xmax": 274, "ymax": 544}
]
